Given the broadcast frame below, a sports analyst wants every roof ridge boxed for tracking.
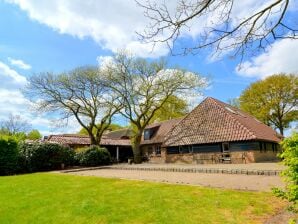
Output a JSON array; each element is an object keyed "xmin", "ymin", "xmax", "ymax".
[
  {"xmin": 107, "ymin": 128, "xmax": 131, "ymax": 133},
  {"xmin": 209, "ymin": 98, "xmax": 257, "ymax": 139},
  {"xmin": 49, "ymin": 134, "xmax": 90, "ymax": 138},
  {"xmin": 148, "ymin": 116, "xmax": 185, "ymax": 126}
]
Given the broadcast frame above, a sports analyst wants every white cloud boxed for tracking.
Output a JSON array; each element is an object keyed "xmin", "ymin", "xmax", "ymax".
[
  {"xmin": 7, "ymin": 0, "xmax": 169, "ymax": 58},
  {"xmin": 0, "ymin": 90, "xmax": 29, "ymax": 117},
  {"xmin": 0, "ymin": 90, "xmax": 81, "ymax": 136},
  {"xmin": 7, "ymin": 0, "xmax": 298, "ymax": 60},
  {"xmin": 236, "ymin": 39, "xmax": 298, "ymax": 79},
  {"xmin": 8, "ymin": 57, "xmax": 31, "ymax": 70},
  {"xmin": 0, "ymin": 61, "xmax": 27, "ymax": 88},
  {"xmin": 96, "ymin": 55, "xmax": 114, "ymax": 69},
  {"xmin": 0, "ymin": 60, "xmax": 82, "ymax": 136}
]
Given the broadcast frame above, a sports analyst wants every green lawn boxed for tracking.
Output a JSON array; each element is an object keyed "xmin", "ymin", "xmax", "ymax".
[{"xmin": 0, "ymin": 173, "xmax": 285, "ymax": 224}]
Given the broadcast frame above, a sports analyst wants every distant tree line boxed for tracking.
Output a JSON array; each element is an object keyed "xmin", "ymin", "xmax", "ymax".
[{"xmin": 0, "ymin": 114, "xmax": 42, "ymax": 141}]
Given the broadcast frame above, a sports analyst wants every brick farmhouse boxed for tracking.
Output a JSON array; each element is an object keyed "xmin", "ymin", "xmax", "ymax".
[{"xmin": 47, "ymin": 97, "xmax": 282, "ymax": 164}]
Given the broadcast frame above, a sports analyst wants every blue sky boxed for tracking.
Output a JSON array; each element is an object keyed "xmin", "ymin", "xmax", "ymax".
[{"xmin": 0, "ymin": 0, "xmax": 297, "ymax": 136}]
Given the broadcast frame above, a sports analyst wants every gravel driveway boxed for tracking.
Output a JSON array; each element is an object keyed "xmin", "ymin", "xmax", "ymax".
[{"xmin": 67, "ymin": 169, "xmax": 284, "ymax": 191}]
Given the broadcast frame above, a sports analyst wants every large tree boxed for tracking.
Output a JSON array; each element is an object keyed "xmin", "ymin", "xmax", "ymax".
[
  {"xmin": 101, "ymin": 52, "xmax": 206, "ymax": 163},
  {"xmin": 137, "ymin": 0, "xmax": 297, "ymax": 58},
  {"xmin": 24, "ymin": 67, "xmax": 122, "ymax": 145},
  {"xmin": 27, "ymin": 129, "xmax": 42, "ymax": 140},
  {"xmin": 239, "ymin": 74, "xmax": 298, "ymax": 135},
  {"xmin": 150, "ymin": 95, "xmax": 189, "ymax": 123}
]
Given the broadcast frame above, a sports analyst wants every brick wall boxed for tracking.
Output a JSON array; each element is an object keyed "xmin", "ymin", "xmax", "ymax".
[
  {"xmin": 163, "ymin": 150, "xmax": 278, "ymax": 164},
  {"xmin": 141, "ymin": 145, "xmax": 166, "ymax": 163},
  {"xmin": 252, "ymin": 151, "xmax": 279, "ymax": 162}
]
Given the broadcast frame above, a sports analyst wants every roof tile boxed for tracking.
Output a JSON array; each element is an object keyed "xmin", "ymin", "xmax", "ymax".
[{"xmin": 164, "ymin": 97, "xmax": 281, "ymax": 146}]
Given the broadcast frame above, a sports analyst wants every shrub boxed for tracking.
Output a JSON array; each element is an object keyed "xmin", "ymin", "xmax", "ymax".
[
  {"xmin": 17, "ymin": 142, "xmax": 36, "ymax": 173},
  {"xmin": 273, "ymin": 132, "xmax": 298, "ymax": 210},
  {"xmin": 79, "ymin": 145, "xmax": 111, "ymax": 166},
  {"xmin": 0, "ymin": 138, "xmax": 18, "ymax": 175},
  {"xmin": 18, "ymin": 143, "xmax": 75, "ymax": 172}
]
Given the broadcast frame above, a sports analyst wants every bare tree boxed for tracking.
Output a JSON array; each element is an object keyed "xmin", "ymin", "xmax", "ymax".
[
  {"xmin": 0, "ymin": 114, "xmax": 31, "ymax": 135},
  {"xmin": 101, "ymin": 52, "xmax": 207, "ymax": 163},
  {"xmin": 24, "ymin": 67, "xmax": 122, "ymax": 145},
  {"xmin": 137, "ymin": 0, "xmax": 297, "ymax": 58}
]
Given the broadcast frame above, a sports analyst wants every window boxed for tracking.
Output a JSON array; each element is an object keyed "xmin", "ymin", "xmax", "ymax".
[
  {"xmin": 229, "ymin": 141, "xmax": 259, "ymax": 151},
  {"xmin": 259, "ymin": 142, "xmax": 263, "ymax": 152},
  {"xmin": 155, "ymin": 145, "xmax": 161, "ymax": 155},
  {"xmin": 222, "ymin": 142, "xmax": 229, "ymax": 153},
  {"xmin": 144, "ymin": 129, "xmax": 152, "ymax": 140},
  {"xmin": 179, "ymin": 145, "xmax": 191, "ymax": 153},
  {"xmin": 167, "ymin": 147, "xmax": 179, "ymax": 154},
  {"xmin": 192, "ymin": 144, "xmax": 221, "ymax": 153}
]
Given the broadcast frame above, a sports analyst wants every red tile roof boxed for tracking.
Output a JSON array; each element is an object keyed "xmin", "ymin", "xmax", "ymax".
[
  {"xmin": 142, "ymin": 118, "xmax": 183, "ymax": 145},
  {"xmin": 47, "ymin": 134, "xmax": 131, "ymax": 147},
  {"xmin": 164, "ymin": 97, "xmax": 281, "ymax": 146},
  {"xmin": 104, "ymin": 128, "xmax": 133, "ymax": 139}
]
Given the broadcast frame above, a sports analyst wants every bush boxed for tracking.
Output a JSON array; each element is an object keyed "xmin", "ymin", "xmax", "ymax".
[
  {"xmin": 273, "ymin": 132, "xmax": 298, "ymax": 210},
  {"xmin": 0, "ymin": 138, "xmax": 18, "ymax": 175},
  {"xmin": 79, "ymin": 145, "xmax": 111, "ymax": 166},
  {"xmin": 18, "ymin": 143, "xmax": 75, "ymax": 172},
  {"xmin": 17, "ymin": 142, "xmax": 36, "ymax": 173}
]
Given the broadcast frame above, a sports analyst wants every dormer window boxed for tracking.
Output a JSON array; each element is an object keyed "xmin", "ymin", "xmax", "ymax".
[{"xmin": 144, "ymin": 129, "xmax": 152, "ymax": 140}]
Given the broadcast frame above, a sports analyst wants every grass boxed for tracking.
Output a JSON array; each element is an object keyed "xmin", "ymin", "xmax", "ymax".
[{"xmin": 0, "ymin": 173, "xmax": 286, "ymax": 224}]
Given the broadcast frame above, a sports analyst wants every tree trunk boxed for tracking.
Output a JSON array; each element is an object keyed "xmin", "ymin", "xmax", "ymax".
[
  {"xmin": 279, "ymin": 126, "xmax": 284, "ymax": 136},
  {"xmin": 277, "ymin": 116, "xmax": 284, "ymax": 136},
  {"xmin": 89, "ymin": 133, "xmax": 98, "ymax": 145},
  {"xmin": 132, "ymin": 131, "xmax": 143, "ymax": 164}
]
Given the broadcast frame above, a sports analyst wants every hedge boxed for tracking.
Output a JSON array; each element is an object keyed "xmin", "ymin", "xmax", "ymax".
[
  {"xmin": 18, "ymin": 142, "xmax": 75, "ymax": 172},
  {"xmin": 79, "ymin": 145, "xmax": 111, "ymax": 166},
  {"xmin": 1, "ymin": 141, "xmax": 111, "ymax": 175},
  {"xmin": 0, "ymin": 138, "xmax": 18, "ymax": 175}
]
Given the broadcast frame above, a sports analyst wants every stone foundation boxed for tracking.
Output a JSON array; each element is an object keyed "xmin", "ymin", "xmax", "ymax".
[
  {"xmin": 141, "ymin": 144, "xmax": 279, "ymax": 164},
  {"xmin": 164, "ymin": 150, "xmax": 278, "ymax": 164}
]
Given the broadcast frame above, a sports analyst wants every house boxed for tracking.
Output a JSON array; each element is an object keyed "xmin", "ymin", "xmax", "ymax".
[
  {"xmin": 47, "ymin": 130, "xmax": 133, "ymax": 162},
  {"xmin": 47, "ymin": 97, "xmax": 282, "ymax": 164},
  {"xmin": 141, "ymin": 118, "xmax": 182, "ymax": 163},
  {"xmin": 158, "ymin": 97, "xmax": 281, "ymax": 164}
]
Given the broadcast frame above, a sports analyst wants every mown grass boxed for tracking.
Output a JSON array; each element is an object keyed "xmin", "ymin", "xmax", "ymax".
[{"xmin": 0, "ymin": 173, "xmax": 286, "ymax": 224}]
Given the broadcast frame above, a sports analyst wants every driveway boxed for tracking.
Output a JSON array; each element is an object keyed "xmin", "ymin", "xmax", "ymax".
[{"xmin": 66, "ymin": 168, "xmax": 284, "ymax": 192}]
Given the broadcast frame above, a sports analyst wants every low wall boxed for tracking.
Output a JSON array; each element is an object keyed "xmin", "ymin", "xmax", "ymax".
[
  {"xmin": 253, "ymin": 151, "xmax": 279, "ymax": 162},
  {"xmin": 166, "ymin": 153, "xmax": 194, "ymax": 164}
]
